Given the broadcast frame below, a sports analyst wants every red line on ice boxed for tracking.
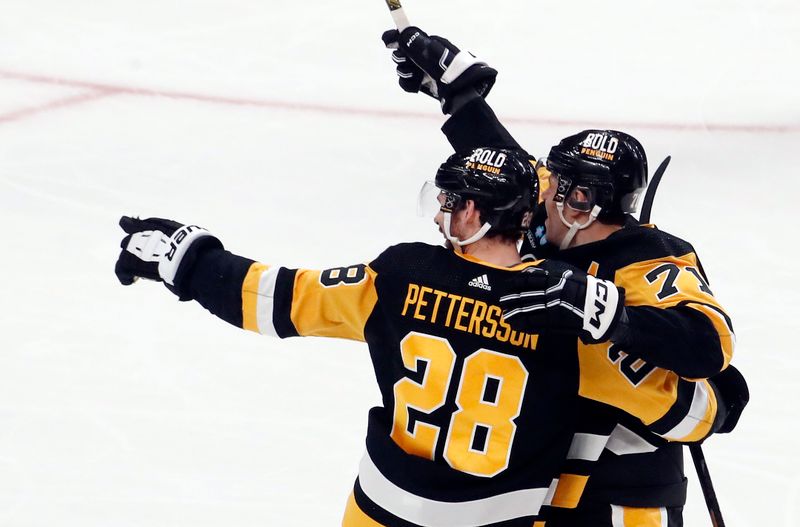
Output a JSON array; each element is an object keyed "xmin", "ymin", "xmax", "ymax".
[
  {"xmin": 0, "ymin": 89, "xmax": 118, "ymax": 124},
  {"xmin": 0, "ymin": 69, "xmax": 797, "ymax": 134}
]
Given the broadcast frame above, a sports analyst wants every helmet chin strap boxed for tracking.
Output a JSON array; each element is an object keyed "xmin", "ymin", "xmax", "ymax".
[
  {"xmin": 556, "ymin": 202, "xmax": 602, "ymax": 250},
  {"xmin": 443, "ymin": 212, "xmax": 492, "ymax": 253}
]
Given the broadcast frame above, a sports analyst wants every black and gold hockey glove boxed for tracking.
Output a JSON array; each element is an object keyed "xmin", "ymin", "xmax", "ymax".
[
  {"xmin": 382, "ymin": 27, "xmax": 497, "ymax": 114},
  {"xmin": 500, "ymin": 261, "xmax": 625, "ymax": 344},
  {"xmin": 115, "ymin": 216, "xmax": 222, "ymax": 301}
]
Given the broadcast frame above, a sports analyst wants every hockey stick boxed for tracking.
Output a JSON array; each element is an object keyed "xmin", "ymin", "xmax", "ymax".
[
  {"xmin": 690, "ymin": 444, "xmax": 726, "ymax": 527},
  {"xmin": 384, "ymin": 0, "xmax": 411, "ymax": 31},
  {"xmin": 638, "ymin": 155, "xmax": 670, "ymax": 224}
]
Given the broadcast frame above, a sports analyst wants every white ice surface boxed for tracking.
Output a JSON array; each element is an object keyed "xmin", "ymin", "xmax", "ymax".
[{"xmin": 0, "ymin": 1, "xmax": 798, "ymax": 525}]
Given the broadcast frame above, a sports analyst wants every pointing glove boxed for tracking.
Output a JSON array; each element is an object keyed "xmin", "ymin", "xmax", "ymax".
[{"xmin": 115, "ymin": 216, "xmax": 222, "ymax": 301}]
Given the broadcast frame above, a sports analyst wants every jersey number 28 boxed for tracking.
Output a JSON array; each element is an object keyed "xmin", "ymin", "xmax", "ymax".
[{"xmin": 390, "ymin": 331, "xmax": 529, "ymax": 478}]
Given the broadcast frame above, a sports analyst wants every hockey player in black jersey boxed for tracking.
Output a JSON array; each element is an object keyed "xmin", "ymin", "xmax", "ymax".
[
  {"xmin": 383, "ymin": 27, "xmax": 747, "ymax": 527},
  {"xmin": 114, "ymin": 146, "xmax": 725, "ymax": 527}
]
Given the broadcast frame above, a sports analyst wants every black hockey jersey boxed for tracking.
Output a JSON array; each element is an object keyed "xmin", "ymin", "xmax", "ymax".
[
  {"xmin": 238, "ymin": 245, "xmax": 600, "ymax": 526},
  {"xmin": 185, "ymin": 239, "xmax": 726, "ymax": 526},
  {"xmin": 527, "ymin": 221, "xmax": 734, "ymax": 512}
]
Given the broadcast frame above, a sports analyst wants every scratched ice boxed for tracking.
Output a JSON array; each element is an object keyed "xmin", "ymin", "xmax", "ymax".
[{"xmin": 0, "ymin": 1, "xmax": 798, "ymax": 526}]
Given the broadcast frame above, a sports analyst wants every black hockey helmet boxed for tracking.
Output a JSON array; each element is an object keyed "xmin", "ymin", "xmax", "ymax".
[
  {"xmin": 546, "ymin": 130, "xmax": 647, "ymax": 222},
  {"xmin": 434, "ymin": 147, "xmax": 538, "ymax": 237}
]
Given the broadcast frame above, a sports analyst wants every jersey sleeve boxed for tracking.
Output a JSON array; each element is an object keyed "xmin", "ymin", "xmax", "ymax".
[
  {"xmin": 441, "ymin": 97, "xmax": 524, "ymax": 153},
  {"xmin": 186, "ymin": 248, "xmax": 379, "ymax": 342},
  {"xmin": 576, "ymin": 251, "xmax": 735, "ymax": 443},
  {"xmin": 615, "ymin": 252, "xmax": 735, "ymax": 378},
  {"xmin": 241, "ymin": 262, "xmax": 378, "ymax": 341},
  {"xmin": 577, "ymin": 341, "xmax": 721, "ymax": 442}
]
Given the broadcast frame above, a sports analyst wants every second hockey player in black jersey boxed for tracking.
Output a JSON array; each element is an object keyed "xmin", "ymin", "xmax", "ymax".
[{"xmin": 114, "ymin": 147, "xmax": 722, "ymax": 526}]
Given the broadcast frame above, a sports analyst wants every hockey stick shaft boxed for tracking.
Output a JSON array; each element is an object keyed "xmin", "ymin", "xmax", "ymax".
[
  {"xmin": 690, "ymin": 444, "xmax": 726, "ymax": 527},
  {"xmin": 637, "ymin": 158, "xmax": 726, "ymax": 525},
  {"xmin": 384, "ymin": 0, "xmax": 411, "ymax": 31},
  {"xmin": 639, "ymin": 155, "xmax": 671, "ymax": 224}
]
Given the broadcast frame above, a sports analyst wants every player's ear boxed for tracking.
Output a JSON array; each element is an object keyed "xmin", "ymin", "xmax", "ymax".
[
  {"xmin": 571, "ymin": 187, "xmax": 590, "ymax": 203},
  {"xmin": 567, "ymin": 188, "xmax": 594, "ymax": 219},
  {"xmin": 462, "ymin": 199, "xmax": 479, "ymax": 221}
]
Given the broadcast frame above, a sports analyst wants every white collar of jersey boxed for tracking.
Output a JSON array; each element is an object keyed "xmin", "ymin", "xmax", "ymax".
[{"xmin": 556, "ymin": 202, "xmax": 602, "ymax": 250}]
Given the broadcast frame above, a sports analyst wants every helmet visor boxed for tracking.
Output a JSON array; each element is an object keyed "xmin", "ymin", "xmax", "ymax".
[
  {"xmin": 417, "ymin": 181, "xmax": 441, "ymax": 218},
  {"xmin": 417, "ymin": 181, "xmax": 462, "ymax": 217}
]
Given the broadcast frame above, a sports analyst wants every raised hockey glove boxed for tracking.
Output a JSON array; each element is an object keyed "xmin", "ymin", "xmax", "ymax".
[
  {"xmin": 115, "ymin": 216, "xmax": 222, "ymax": 301},
  {"xmin": 382, "ymin": 27, "xmax": 497, "ymax": 114},
  {"xmin": 381, "ymin": 30, "xmax": 429, "ymax": 96},
  {"xmin": 500, "ymin": 262, "xmax": 625, "ymax": 344}
]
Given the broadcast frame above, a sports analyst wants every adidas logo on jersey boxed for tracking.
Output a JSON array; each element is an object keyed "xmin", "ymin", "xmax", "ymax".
[{"xmin": 468, "ymin": 274, "xmax": 492, "ymax": 291}]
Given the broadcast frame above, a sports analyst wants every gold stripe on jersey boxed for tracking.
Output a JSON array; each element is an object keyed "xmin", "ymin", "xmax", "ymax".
[
  {"xmin": 342, "ymin": 492, "xmax": 386, "ymax": 527},
  {"xmin": 577, "ymin": 342, "xmax": 681, "ymax": 425},
  {"xmin": 550, "ymin": 473, "xmax": 589, "ymax": 509},
  {"xmin": 242, "ymin": 262, "xmax": 270, "ymax": 333},
  {"xmin": 455, "ymin": 251, "xmax": 544, "ymax": 271},
  {"xmin": 533, "ymin": 522, "xmax": 546, "ymax": 527},
  {"xmin": 663, "ymin": 380, "xmax": 718, "ymax": 442},
  {"xmin": 290, "ymin": 267, "xmax": 379, "ymax": 341},
  {"xmin": 578, "ymin": 341, "xmax": 718, "ymax": 439},
  {"xmin": 612, "ymin": 505, "xmax": 667, "ymax": 527}
]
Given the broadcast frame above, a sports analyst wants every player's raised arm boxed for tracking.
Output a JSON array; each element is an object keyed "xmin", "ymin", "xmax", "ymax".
[
  {"xmin": 115, "ymin": 216, "xmax": 377, "ymax": 342},
  {"xmin": 382, "ymin": 27, "xmax": 522, "ymax": 153}
]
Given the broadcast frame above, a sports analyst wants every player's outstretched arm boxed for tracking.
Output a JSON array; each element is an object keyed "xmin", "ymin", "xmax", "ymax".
[
  {"xmin": 115, "ymin": 216, "xmax": 377, "ymax": 341},
  {"xmin": 115, "ymin": 216, "xmax": 226, "ymax": 301}
]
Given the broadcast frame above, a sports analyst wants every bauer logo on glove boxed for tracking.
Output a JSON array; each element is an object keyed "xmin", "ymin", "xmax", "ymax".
[{"xmin": 115, "ymin": 216, "xmax": 222, "ymax": 301}]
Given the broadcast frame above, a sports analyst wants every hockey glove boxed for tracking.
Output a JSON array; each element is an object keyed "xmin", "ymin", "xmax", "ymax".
[
  {"xmin": 708, "ymin": 365, "xmax": 749, "ymax": 434},
  {"xmin": 500, "ymin": 262, "xmax": 625, "ymax": 344},
  {"xmin": 382, "ymin": 27, "xmax": 497, "ymax": 114},
  {"xmin": 381, "ymin": 31, "xmax": 429, "ymax": 96},
  {"xmin": 115, "ymin": 216, "xmax": 222, "ymax": 301}
]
